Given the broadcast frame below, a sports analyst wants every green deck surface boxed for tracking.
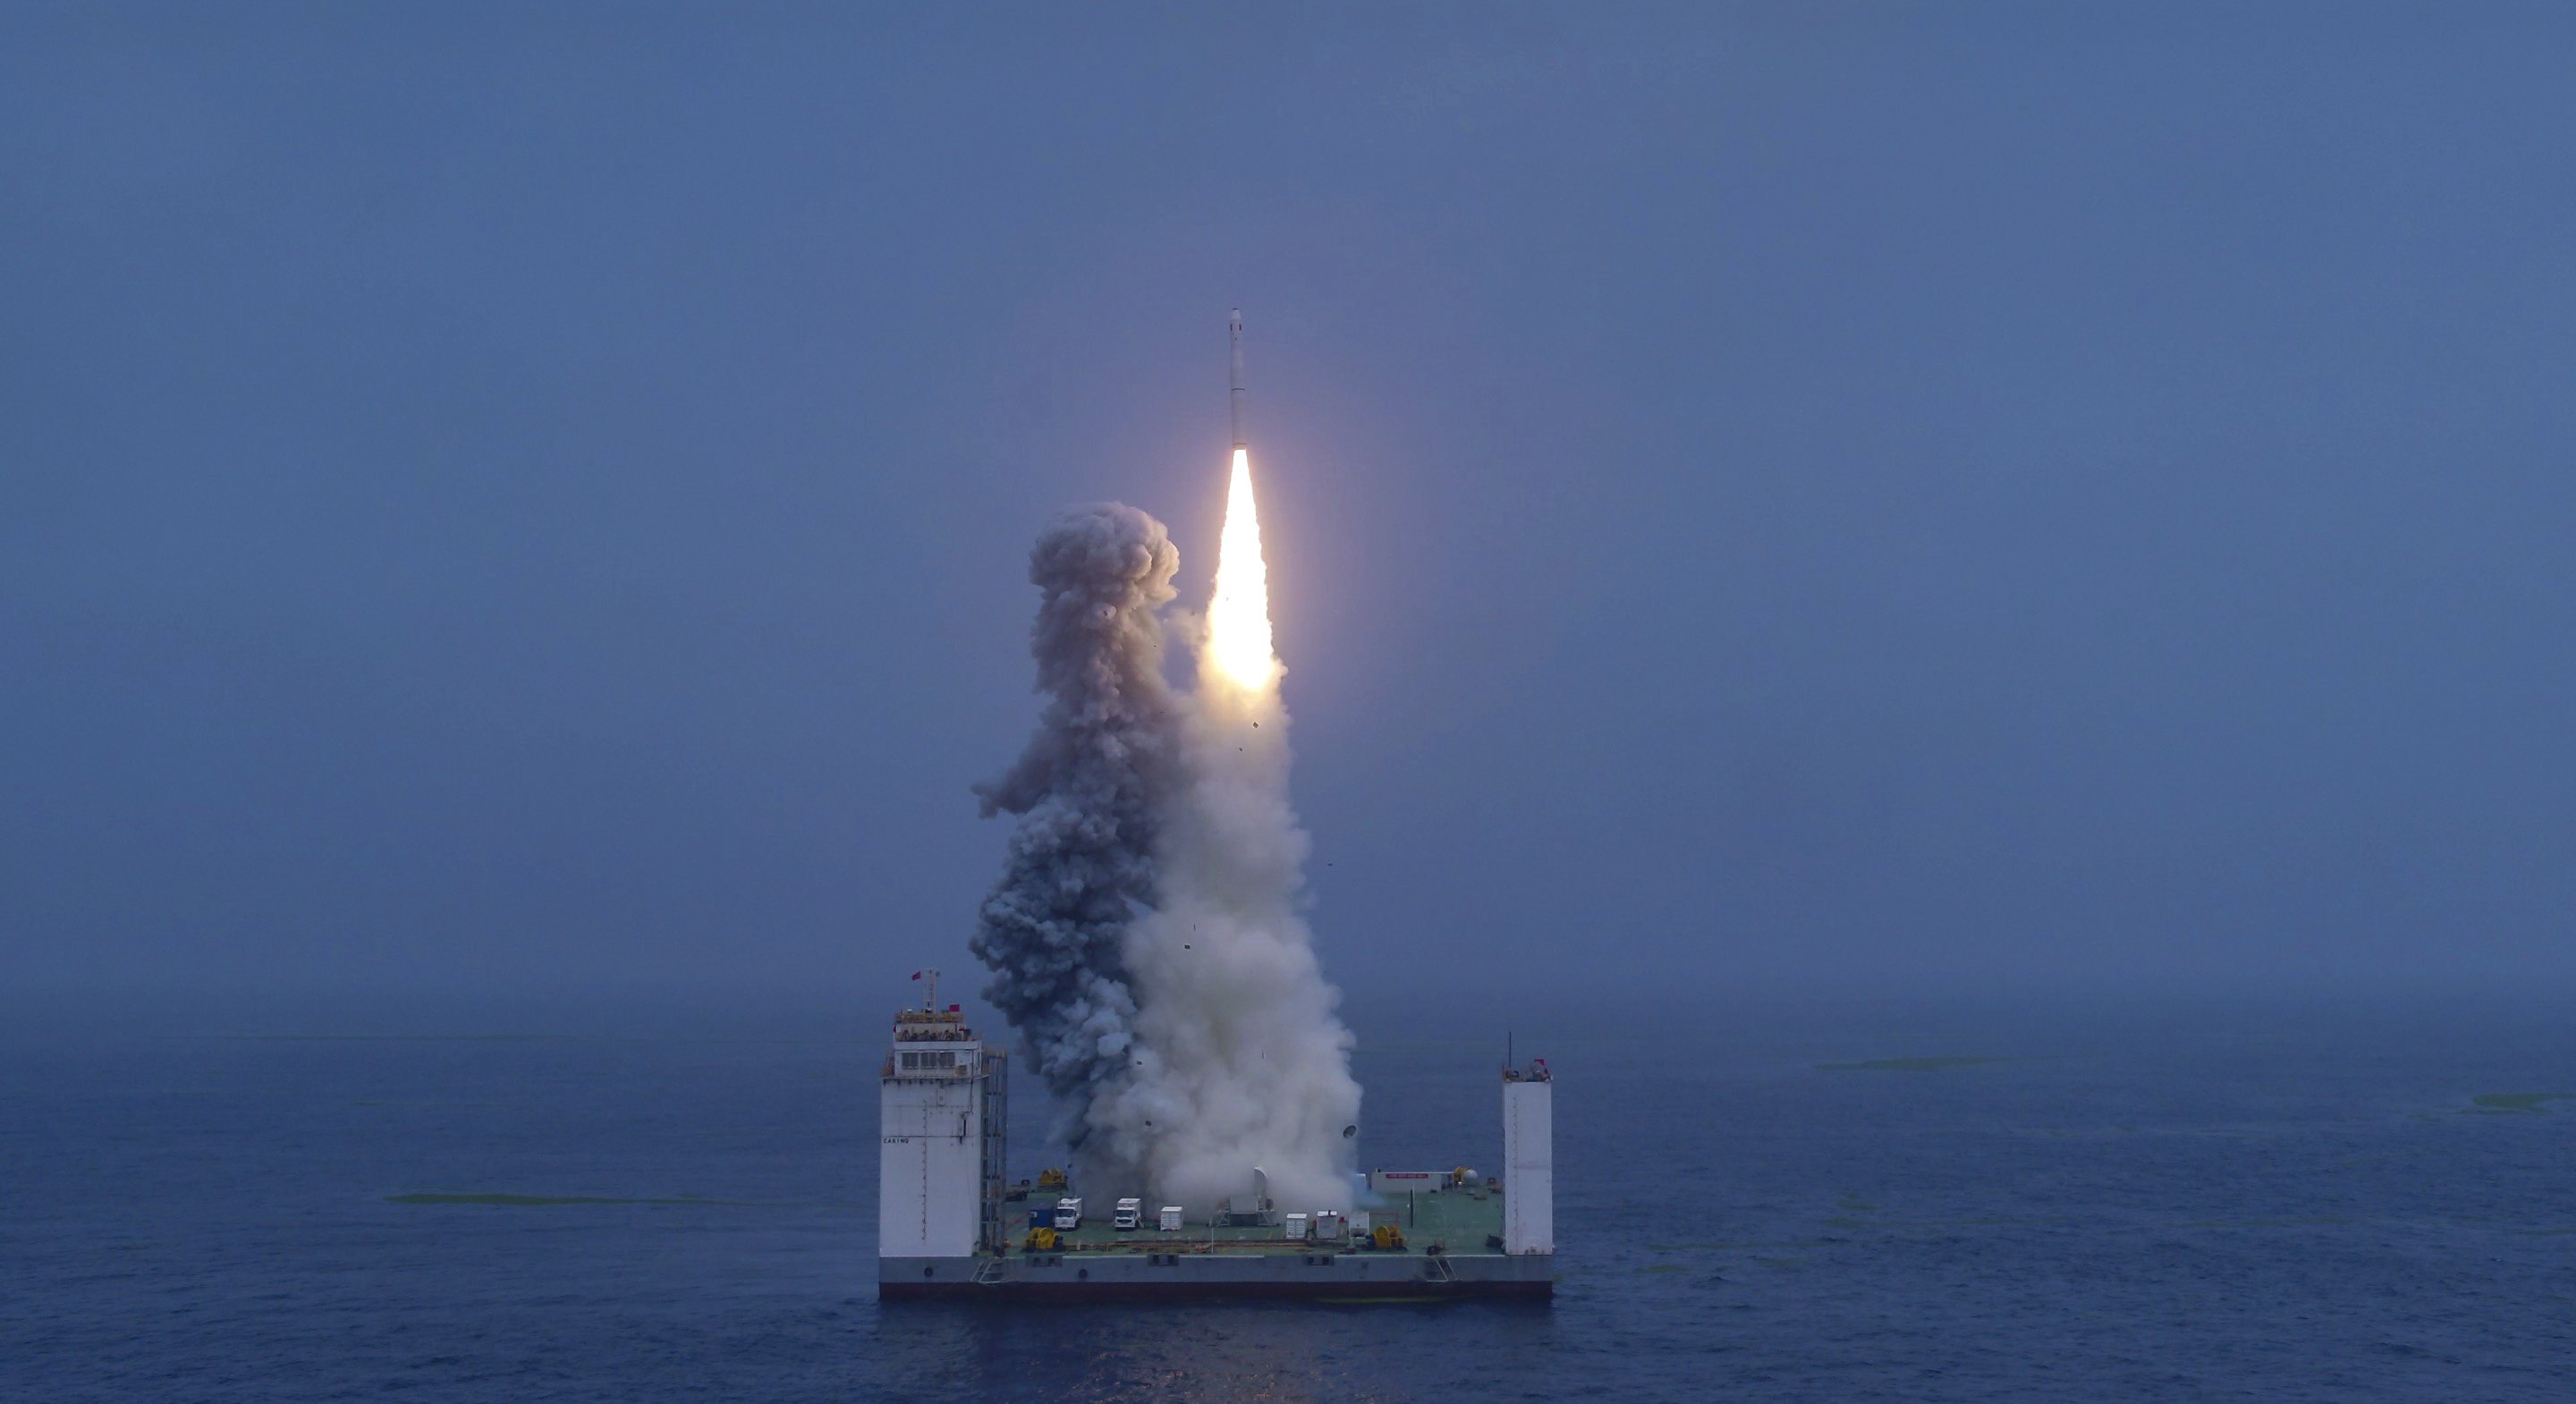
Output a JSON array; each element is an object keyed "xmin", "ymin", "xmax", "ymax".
[{"xmin": 1010, "ymin": 1183, "xmax": 1506, "ymax": 1257}]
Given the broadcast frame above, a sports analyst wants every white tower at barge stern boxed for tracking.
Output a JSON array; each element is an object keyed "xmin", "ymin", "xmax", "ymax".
[
  {"xmin": 877, "ymin": 972, "xmax": 1008, "ymax": 1273},
  {"xmin": 1502, "ymin": 1056, "xmax": 1553, "ymax": 1256}
]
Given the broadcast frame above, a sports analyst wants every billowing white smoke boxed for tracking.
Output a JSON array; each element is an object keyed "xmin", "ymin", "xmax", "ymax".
[
  {"xmin": 1088, "ymin": 636, "xmax": 1361, "ymax": 1214},
  {"xmin": 971, "ymin": 503, "xmax": 1360, "ymax": 1215}
]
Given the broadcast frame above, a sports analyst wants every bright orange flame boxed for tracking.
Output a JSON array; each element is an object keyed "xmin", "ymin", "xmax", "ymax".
[{"xmin": 1208, "ymin": 447, "xmax": 1275, "ymax": 690}]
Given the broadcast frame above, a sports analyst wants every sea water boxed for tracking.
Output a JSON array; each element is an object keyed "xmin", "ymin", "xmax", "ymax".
[{"xmin": 4, "ymin": 992, "xmax": 2570, "ymax": 1402}]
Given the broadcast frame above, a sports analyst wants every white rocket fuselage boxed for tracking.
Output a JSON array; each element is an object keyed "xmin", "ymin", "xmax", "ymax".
[{"xmin": 1228, "ymin": 308, "xmax": 1246, "ymax": 450}]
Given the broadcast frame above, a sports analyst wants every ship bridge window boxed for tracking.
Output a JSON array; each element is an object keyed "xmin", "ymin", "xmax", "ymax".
[{"xmin": 899, "ymin": 1051, "xmax": 960, "ymax": 1070}]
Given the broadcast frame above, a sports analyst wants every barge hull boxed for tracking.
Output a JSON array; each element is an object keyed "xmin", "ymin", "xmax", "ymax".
[
  {"xmin": 880, "ymin": 1278, "xmax": 1549, "ymax": 1302},
  {"xmin": 880, "ymin": 1253, "xmax": 1554, "ymax": 1303}
]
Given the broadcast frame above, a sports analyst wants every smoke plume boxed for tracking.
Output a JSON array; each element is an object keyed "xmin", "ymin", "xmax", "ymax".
[
  {"xmin": 1088, "ymin": 664, "xmax": 1361, "ymax": 1214},
  {"xmin": 967, "ymin": 504, "xmax": 1178, "ymax": 1140},
  {"xmin": 972, "ymin": 495, "xmax": 1360, "ymax": 1214}
]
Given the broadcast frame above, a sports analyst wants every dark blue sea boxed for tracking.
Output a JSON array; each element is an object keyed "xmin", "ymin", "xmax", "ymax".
[{"xmin": 5, "ymin": 991, "xmax": 2571, "ymax": 1402}]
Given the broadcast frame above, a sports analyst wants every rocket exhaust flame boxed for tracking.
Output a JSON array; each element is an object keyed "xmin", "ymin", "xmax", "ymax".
[{"xmin": 1208, "ymin": 448, "xmax": 1276, "ymax": 693}]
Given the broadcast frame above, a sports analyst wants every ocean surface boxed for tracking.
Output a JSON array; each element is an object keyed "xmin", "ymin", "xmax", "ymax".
[{"xmin": 4, "ymin": 992, "xmax": 2571, "ymax": 1402}]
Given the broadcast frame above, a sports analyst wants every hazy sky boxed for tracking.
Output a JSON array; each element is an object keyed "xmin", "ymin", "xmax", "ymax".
[{"xmin": 4, "ymin": 5, "xmax": 2571, "ymax": 1006}]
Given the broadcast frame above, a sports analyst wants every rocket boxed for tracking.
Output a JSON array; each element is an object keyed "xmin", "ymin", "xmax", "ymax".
[{"xmin": 1229, "ymin": 307, "xmax": 1247, "ymax": 451}]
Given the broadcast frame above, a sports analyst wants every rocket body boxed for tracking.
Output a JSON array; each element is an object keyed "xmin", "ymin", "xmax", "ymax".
[{"xmin": 1229, "ymin": 308, "xmax": 1246, "ymax": 450}]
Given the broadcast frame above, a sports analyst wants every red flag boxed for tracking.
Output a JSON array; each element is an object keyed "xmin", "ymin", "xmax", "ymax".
[{"xmin": 911, "ymin": 971, "xmax": 921, "ymax": 981}]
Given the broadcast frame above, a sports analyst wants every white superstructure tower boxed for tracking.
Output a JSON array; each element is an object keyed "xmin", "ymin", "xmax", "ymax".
[
  {"xmin": 878, "ymin": 972, "xmax": 1007, "ymax": 1262},
  {"xmin": 1502, "ymin": 1057, "xmax": 1554, "ymax": 1256}
]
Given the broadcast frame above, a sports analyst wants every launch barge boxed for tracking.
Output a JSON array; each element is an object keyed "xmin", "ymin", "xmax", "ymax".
[{"xmin": 877, "ymin": 982, "xmax": 1555, "ymax": 1302}]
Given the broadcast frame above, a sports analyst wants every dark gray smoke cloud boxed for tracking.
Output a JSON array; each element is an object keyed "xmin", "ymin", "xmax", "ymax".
[{"xmin": 969, "ymin": 504, "xmax": 1180, "ymax": 1143}]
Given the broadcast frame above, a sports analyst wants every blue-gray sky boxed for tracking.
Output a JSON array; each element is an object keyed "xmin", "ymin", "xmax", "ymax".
[{"xmin": 4, "ymin": 4, "xmax": 2571, "ymax": 1003}]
